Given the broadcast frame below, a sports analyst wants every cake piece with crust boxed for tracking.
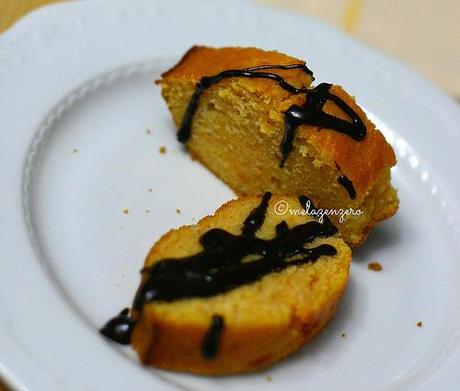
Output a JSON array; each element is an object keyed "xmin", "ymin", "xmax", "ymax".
[
  {"xmin": 157, "ymin": 46, "xmax": 399, "ymax": 246},
  {"xmin": 128, "ymin": 194, "xmax": 351, "ymax": 374}
]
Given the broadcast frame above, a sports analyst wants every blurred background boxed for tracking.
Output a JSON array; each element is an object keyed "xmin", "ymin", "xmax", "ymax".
[{"xmin": 0, "ymin": 0, "xmax": 459, "ymax": 99}]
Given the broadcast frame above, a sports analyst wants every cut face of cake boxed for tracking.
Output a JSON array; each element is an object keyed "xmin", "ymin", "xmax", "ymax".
[
  {"xmin": 101, "ymin": 193, "xmax": 351, "ymax": 374},
  {"xmin": 157, "ymin": 46, "xmax": 399, "ymax": 246}
]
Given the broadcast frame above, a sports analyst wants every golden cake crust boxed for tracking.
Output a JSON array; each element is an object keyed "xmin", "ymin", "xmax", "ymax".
[
  {"xmin": 131, "ymin": 195, "xmax": 351, "ymax": 374},
  {"xmin": 160, "ymin": 45, "xmax": 312, "ymax": 85},
  {"xmin": 159, "ymin": 46, "xmax": 314, "ymax": 112}
]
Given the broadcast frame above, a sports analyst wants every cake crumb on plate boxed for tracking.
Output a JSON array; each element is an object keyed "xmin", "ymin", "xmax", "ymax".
[{"xmin": 368, "ymin": 262, "xmax": 382, "ymax": 271}]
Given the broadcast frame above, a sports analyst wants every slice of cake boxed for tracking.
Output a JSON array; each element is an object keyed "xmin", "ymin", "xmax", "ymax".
[
  {"xmin": 157, "ymin": 46, "xmax": 399, "ymax": 246},
  {"xmin": 101, "ymin": 193, "xmax": 351, "ymax": 374}
]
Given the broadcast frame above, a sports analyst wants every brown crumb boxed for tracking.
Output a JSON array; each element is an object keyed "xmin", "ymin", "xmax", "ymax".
[
  {"xmin": 368, "ymin": 262, "xmax": 382, "ymax": 272},
  {"xmin": 159, "ymin": 146, "xmax": 167, "ymax": 154},
  {"xmin": 122, "ymin": 208, "xmax": 129, "ymax": 214},
  {"xmin": 341, "ymin": 333, "xmax": 346, "ymax": 338},
  {"xmin": 148, "ymin": 188, "xmax": 153, "ymax": 192},
  {"xmin": 145, "ymin": 128, "xmax": 152, "ymax": 135},
  {"xmin": 266, "ymin": 376, "xmax": 272, "ymax": 382},
  {"xmin": 72, "ymin": 148, "xmax": 78, "ymax": 154},
  {"xmin": 176, "ymin": 208, "xmax": 181, "ymax": 214},
  {"xmin": 417, "ymin": 321, "xmax": 423, "ymax": 328}
]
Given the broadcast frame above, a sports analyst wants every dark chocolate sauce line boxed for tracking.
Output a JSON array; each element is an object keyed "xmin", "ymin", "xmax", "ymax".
[
  {"xmin": 177, "ymin": 63, "xmax": 367, "ymax": 167},
  {"xmin": 298, "ymin": 195, "xmax": 317, "ymax": 213},
  {"xmin": 243, "ymin": 63, "xmax": 314, "ymax": 77},
  {"xmin": 298, "ymin": 195, "xmax": 336, "ymax": 228},
  {"xmin": 337, "ymin": 174, "xmax": 356, "ymax": 199},
  {"xmin": 133, "ymin": 193, "xmax": 337, "ymax": 308},
  {"xmin": 202, "ymin": 315, "xmax": 225, "ymax": 359},
  {"xmin": 280, "ymin": 83, "xmax": 365, "ymax": 167},
  {"xmin": 276, "ymin": 220, "xmax": 289, "ymax": 237},
  {"xmin": 242, "ymin": 191, "xmax": 272, "ymax": 236},
  {"xmin": 177, "ymin": 65, "xmax": 309, "ymax": 143},
  {"xmin": 100, "ymin": 308, "xmax": 135, "ymax": 345}
]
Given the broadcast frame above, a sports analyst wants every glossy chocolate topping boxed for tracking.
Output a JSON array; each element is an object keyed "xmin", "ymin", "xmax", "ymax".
[
  {"xmin": 202, "ymin": 315, "xmax": 225, "ymax": 359},
  {"xmin": 100, "ymin": 308, "xmax": 135, "ymax": 345},
  {"xmin": 177, "ymin": 63, "xmax": 366, "ymax": 167},
  {"xmin": 337, "ymin": 174, "xmax": 357, "ymax": 199},
  {"xmin": 133, "ymin": 192, "xmax": 337, "ymax": 308},
  {"xmin": 102, "ymin": 193, "xmax": 338, "ymax": 348}
]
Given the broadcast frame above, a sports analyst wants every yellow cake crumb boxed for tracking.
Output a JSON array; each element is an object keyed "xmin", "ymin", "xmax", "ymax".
[{"xmin": 368, "ymin": 262, "xmax": 382, "ymax": 271}]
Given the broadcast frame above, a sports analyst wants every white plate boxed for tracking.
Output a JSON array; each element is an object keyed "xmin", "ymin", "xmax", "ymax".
[{"xmin": 1, "ymin": 0, "xmax": 460, "ymax": 390}]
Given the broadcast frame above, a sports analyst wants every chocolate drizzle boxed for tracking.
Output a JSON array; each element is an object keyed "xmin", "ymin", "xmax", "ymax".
[
  {"xmin": 103, "ymin": 192, "xmax": 338, "ymax": 348},
  {"xmin": 202, "ymin": 315, "xmax": 225, "ymax": 359},
  {"xmin": 177, "ymin": 64, "xmax": 311, "ymax": 144},
  {"xmin": 133, "ymin": 192, "xmax": 337, "ymax": 309},
  {"xmin": 281, "ymin": 83, "xmax": 366, "ymax": 167},
  {"xmin": 337, "ymin": 175, "xmax": 356, "ymax": 199},
  {"xmin": 100, "ymin": 308, "xmax": 135, "ymax": 345},
  {"xmin": 177, "ymin": 63, "xmax": 366, "ymax": 167},
  {"xmin": 298, "ymin": 195, "xmax": 336, "ymax": 228},
  {"xmin": 298, "ymin": 195, "xmax": 317, "ymax": 214},
  {"xmin": 242, "ymin": 191, "xmax": 271, "ymax": 236}
]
